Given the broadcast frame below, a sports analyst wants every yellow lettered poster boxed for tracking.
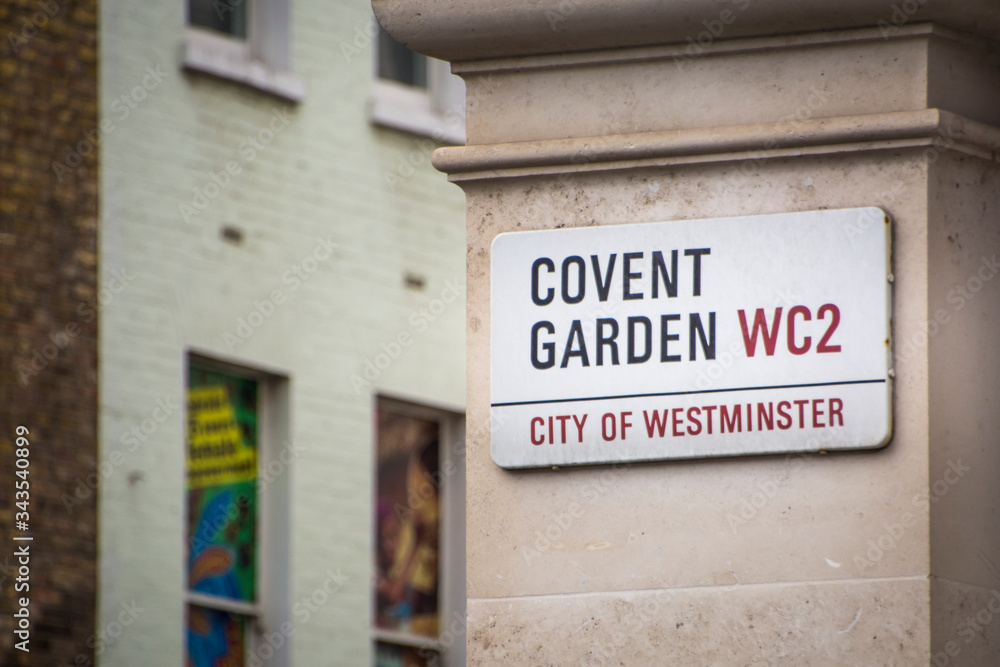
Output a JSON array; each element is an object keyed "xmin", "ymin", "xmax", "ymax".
[{"xmin": 186, "ymin": 385, "xmax": 256, "ymax": 489}]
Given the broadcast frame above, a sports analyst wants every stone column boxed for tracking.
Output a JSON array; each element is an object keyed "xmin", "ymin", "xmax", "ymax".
[{"xmin": 375, "ymin": 1, "xmax": 1000, "ymax": 662}]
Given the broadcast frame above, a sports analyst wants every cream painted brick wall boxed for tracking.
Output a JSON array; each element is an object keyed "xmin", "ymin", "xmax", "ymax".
[{"xmin": 97, "ymin": 1, "xmax": 466, "ymax": 665}]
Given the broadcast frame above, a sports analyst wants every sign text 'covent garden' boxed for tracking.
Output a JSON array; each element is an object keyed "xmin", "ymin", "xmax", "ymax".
[{"xmin": 489, "ymin": 208, "xmax": 893, "ymax": 468}]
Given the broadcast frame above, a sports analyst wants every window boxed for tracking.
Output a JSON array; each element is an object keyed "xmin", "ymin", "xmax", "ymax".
[
  {"xmin": 185, "ymin": 357, "xmax": 290, "ymax": 667},
  {"xmin": 371, "ymin": 24, "xmax": 466, "ymax": 145},
  {"xmin": 183, "ymin": 0, "xmax": 305, "ymax": 101},
  {"xmin": 188, "ymin": 0, "xmax": 247, "ymax": 38},
  {"xmin": 373, "ymin": 397, "xmax": 466, "ymax": 667},
  {"xmin": 377, "ymin": 27, "xmax": 427, "ymax": 89}
]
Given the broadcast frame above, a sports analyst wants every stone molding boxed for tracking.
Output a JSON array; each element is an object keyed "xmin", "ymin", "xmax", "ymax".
[
  {"xmin": 373, "ymin": 0, "xmax": 1000, "ymax": 61},
  {"xmin": 433, "ymin": 109, "xmax": 1000, "ymax": 182},
  {"xmin": 452, "ymin": 23, "xmax": 986, "ymax": 75}
]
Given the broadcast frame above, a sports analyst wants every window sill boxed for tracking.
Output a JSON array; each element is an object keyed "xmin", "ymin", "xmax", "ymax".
[
  {"xmin": 185, "ymin": 591, "xmax": 260, "ymax": 617},
  {"xmin": 369, "ymin": 79, "xmax": 465, "ymax": 146},
  {"xmin": 183, "ymin": 28, "xmax": 306, "ymax": 103},
  {"xmin": 370, "ymin": 102, "xmax": 465, "ymax": 146},
  {"xmin": 373, "ymin": 627, "xmax": 443, "ymax": 651}
]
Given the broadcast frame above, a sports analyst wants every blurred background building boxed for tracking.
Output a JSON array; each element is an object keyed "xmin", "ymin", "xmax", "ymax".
[{"xmin": 2, "ymin": 0, "xmax": 468, "ymax": 665}]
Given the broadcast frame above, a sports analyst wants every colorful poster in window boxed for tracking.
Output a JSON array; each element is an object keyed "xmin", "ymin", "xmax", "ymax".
[
  {"xmin": 374, "ymin": 407, "xmax": 441, "ymax": 640},
  {"xmin": 186, "ymin": 605, "xmax": 247, "ymax": 667},
  {"xmin": 186, "ymin": 365, "xmax": 258, "ymax": 667},
  {"xmin": 187, "ymin": 382, "xmax": 257, "ymax": 490},
  {"xmin": 375, "ymin": 640, "xmax": 437, "ymax": 667}
]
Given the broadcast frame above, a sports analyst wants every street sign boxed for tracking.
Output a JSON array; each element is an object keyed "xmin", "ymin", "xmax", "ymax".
[{"xmin": 489, "ymin": 207, "xmax": 893, "ymax": 468}]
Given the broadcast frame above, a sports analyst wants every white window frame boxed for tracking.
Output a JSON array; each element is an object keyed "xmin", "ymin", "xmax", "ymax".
[
  {"xmin": 183, "ymin": 0, "xmax": 305, "ymax": 102},
  {"xmin": 371, "ymin": 395, "xmax": 467, "ymax": 667},
  {"xmin": 370, "ymin": 23, "xmax": 466, "ymax": 146},
  {"xmin": 184, "ymin": 353, "xmax": 292, "ymax": 667}
]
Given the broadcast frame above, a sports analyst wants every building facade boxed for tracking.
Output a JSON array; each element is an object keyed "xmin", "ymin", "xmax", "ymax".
[{"xmin": 5, "ymin": 0, "xmax": 468, "ymax": 665}]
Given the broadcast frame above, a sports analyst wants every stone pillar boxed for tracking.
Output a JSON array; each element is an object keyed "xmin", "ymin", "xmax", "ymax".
[{"xmin": 375, "ymin": 1, "xmax": 1000, "ymax": 662}]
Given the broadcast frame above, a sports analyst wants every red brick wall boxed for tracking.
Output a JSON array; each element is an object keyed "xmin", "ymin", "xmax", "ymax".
[{"xmin": 0, "ymin": 0, "xmax": 98, "ymax": 664}]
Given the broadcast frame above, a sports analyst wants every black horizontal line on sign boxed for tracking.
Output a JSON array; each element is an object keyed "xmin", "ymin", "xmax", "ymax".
[{"xmin": 490, "ymin": 378, "xmax": 887, "ymax": 408}]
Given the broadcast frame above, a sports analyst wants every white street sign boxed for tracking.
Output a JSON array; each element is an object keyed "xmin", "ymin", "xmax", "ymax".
[{"xmin": 490, "ymin": 207, "xmax": 893, "ymax": 468}]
